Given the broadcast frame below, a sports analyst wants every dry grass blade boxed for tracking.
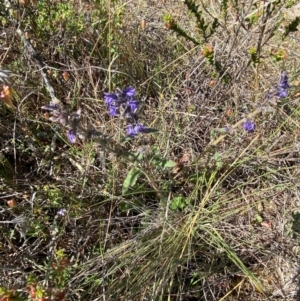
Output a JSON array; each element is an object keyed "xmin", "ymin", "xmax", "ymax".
[
  {"xmin": 0, "ymin": 69, "xmax": 11, "ymax": 83},
  {"xmin": 0, "ymin": 0, "xmax": 300, "ymax": 300}
]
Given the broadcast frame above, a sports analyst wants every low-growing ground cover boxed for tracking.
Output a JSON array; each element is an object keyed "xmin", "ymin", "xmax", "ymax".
[{"xmin": 0, "ymin": 0, "xmax": 300, "ymax": 300}]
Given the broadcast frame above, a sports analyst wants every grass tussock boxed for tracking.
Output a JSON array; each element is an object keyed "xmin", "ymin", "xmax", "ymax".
[{"xmin": 0, "ymin": 0, "xmax": 300, "ymax": 300}]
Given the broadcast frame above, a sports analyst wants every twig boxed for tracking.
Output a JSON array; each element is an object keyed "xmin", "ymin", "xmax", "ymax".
[
  {"xmin": 16, "ymin": 29, "xmax": 60, "ymax": 104},
  {"xmin": 0, "ymin": 215, "xmax": 26, "ymax": 224}
]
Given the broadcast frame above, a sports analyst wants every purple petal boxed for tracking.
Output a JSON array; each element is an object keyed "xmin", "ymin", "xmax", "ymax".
[
  {"xmin": 134, "ymin": 123, "xmax": 145, "ymax": 133},
  {"xmin": 126, "ymin": 124, "xmax": 136, "ymax": 137},
  {"xmin": 67, "ymin": 129, "xmax": 77, "ymax": 143},
  {"xmin": 123, "ymin": 86, "xmax": 135, "ymax": 97},
  {"xmin": 127, "ymin": 100, "xmax": 139, "ymax": 112},
  {"xmin": 243, "ymin": 120, "xmax": 255, "ymax": 132},
  {"xmin": 57, "ymin": 208, "xmax": 67, "ymax": 216},
  {"xmin": 277, "ymin": 88, "xmax": 288, "ymax": 98},
  {"xmin": 104, "ymin": 92, "xmax": 118, "ymax": 106},
  {"xmin": 109, "ymin": 105, "xmax": 119, "ymax": 116},
  {"xmin": 278, "ymin": 71, "xmax": 290, "ymax": 90}
]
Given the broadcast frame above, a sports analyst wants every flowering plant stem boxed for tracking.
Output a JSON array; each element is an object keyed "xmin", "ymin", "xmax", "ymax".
[{"xmin": 174, "ymin": 108, "xmax": 262, "ymax": 179}]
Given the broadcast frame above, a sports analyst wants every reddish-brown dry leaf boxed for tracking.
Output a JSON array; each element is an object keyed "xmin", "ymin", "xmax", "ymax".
[
  {"xmin": 6, "ymin": 199, "xmax": 17, "ymax": 207},
  {"xmin": 27, "ymin": 284, "xmax": 36, "ymax": 300},
  {"xmin": 0, "ymin": 85, "xmax": 15, "ymax": 109},
  {"xmin": 62, "ymin": 72, "xmax": 70, "ymax": 81},
  {"xmin": 172, "ymin": 153, "xmax": 190, "ymax": 174},
  {"xmin": 178, "ymin": 153, "xmax": 190, "ymax": 164},
  {"xmin": 261, "ymin": 221, "xmax": 272, "ymax": 229}
]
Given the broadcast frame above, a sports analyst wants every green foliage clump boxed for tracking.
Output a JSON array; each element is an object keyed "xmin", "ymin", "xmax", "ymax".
[{"xmin": 30, "ymin": 1, "xmax": 85, "ymax": 38}]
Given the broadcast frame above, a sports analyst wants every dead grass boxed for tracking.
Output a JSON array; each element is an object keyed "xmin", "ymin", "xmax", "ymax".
[{"xmin": 0, "ymin": 0, "xmax": 300, "ymax": 300}]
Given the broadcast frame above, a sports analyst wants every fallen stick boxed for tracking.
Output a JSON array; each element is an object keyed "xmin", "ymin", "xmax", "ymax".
[{"xmin": 17, "ymin": 28, "xmax": 60, "ymax": 104}]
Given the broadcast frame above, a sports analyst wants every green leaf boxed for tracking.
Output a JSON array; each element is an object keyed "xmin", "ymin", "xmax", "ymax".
[
  {"xmin": 122, "ymin": 167, "xmax": 141, "ymax": 194},
  {"xmin": 255, "ymin": 214, "xmax": 263, "ymax": 223},
  {"xmin": 214, "ymin": 151, "xmax": 223, "ymax": 169},
  {"xmin": 132, "ymin": 150, "xmax": 144, "ymax": 162},
  {"xmin": 170, "ymin": 196, "xmax": 187, "ymax": 211},
  {"xmin": 151, "ymin": 156, "xmax": 177, "ymax": 168}
]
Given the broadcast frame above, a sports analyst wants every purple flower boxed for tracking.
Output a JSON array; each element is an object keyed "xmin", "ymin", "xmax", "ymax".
[
  {"xmin": 104, "ymin": 87, "xmax": 143, "ymax": 131},
  {"xmin": 57, "ymin": 208, "xmax": 67, "ymax": 216},
  {"xmin": 243, "ymin": 120, "xmax": 255, "ymax": 132},
  {"xmin": 134, "ymin": 123, "xmax": 145, "ymax": 133},
  {"xmin": 278, "ymin": 71, "xmax": 289, "ymax": 90},
  {"xmin": 277, "ymin": 88, "xmax": 288, "ymax": 98},
  {"xmin": 104, "ymin": 87, "xmax": 139, "ymax": 118},
  {"xmin": 126, "ymin": 123, "xmax": 146, "ymax": 137},
  {"xmin": 127, "ymin": 99, "xmax": 139, "ymax": 113},
  {"xmin": 126, "ymin": 124, "xmax": 136, "ymax": 137},
  {"xmin": 266, "ymin": 71, "xmax": 290, "ymax": 100},
  {"xmin": 67, "ymin": 129, "xmax": 77, "ymax": 143},
  {"xmin": 275, "ymin": 71, "xmax": 290, "ymax": 98},
  {"xmin": 104, "ymin": 92, "xmax": 118, "ymax": 106},
  {"xmin": 123, "ymin": 86, "xmax": 135, "ymax": 98},
  {"xmin": 109, "ymin": 105, "xmax": 119, "ymax": 116}
]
